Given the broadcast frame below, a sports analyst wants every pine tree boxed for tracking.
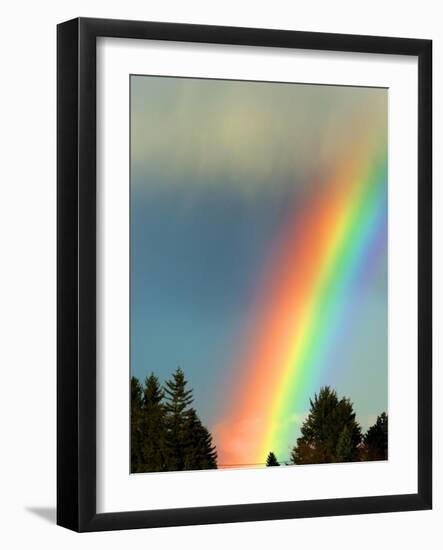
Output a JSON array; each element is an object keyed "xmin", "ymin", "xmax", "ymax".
[
  {"xmin": 163, "ymin": 367, "xmax": 194, "ymax": 471},
  {"xmin": 266, "ymin": 452, "xmax": 280, "ymax": 466},
  {"xmin": 336, "ymin": 426, "xmax": 353, "ymax": 462},
  {"xmin": 183, "ymin": 409, "xmax": 217, "ymax": 470},
  {"xmin": 290, "ymin": 386, "xmax": 362, "ymax": 465},
  {"xmin": 139, "ymin": 374, "xmax": 168, "ymax": 472},
  {"xmin": 363, "ymin": 412, "xmax": 388, "ymax": 460},
  {"xmin": 130, "ymin": 376, "xmax": 143, "ymax": 473},
  {"xmin": 131, "ymin": 367, "xmax": 218, "ymax": 473}
]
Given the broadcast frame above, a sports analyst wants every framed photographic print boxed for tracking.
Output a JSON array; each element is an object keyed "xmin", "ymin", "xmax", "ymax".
[{"xmin": 57, "ymin": 17, "xmax": 432, "ymax": 531}]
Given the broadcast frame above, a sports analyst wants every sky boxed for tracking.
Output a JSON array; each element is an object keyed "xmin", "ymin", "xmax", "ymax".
[{"xmin": 130, "ymin": 75, "xmax": 388, "ymax": 466}]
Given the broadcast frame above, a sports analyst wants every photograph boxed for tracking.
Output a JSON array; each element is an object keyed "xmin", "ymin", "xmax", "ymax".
[
  {"xmin": 130, "ymin": 75, "xmax": 389, "ymax": 473},
  {"xmin": 0, "ymin": 1, "xmax": 436, "ymax": 544}
]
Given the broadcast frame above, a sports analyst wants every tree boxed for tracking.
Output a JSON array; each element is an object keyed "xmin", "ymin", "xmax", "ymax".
[
  {"xmin": 139, "ymin": 374, "xmax": 168, "ymax": 472},
  {"xmin": 130, "ymin": 376, "xmax": 144, "ymax": 473},
  {"xmin": 163, "ymin": 367, "xmax": 194, "ymax": 471},
  {"xmin": 183, "ymin": 409, "xmax": 217, "ymax": 470},
  {"xmin": 290, "ymin": 386, "xmax": 362, "ymax": 465},
  {"xmin": 131, "ymin": 367, "xmax": 218, "ymax": 472},
  {"xmin": 336, "ymin": 426, "xmax": 353, "ymax": 462},
  {"xmin": 363, "ymin": 413, "xmax": 388, "ymax": 460},
  {"xmin": 266, "ymin": 452, "xmax": 280, "ymax": 466}
]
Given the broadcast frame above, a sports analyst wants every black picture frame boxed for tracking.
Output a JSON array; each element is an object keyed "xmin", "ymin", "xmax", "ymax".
[{"xmin": 57, "ymin": 17, "xmax": 432, "ymax": 532}]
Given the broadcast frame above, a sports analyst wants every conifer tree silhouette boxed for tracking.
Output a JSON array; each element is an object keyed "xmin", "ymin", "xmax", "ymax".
[
  {"xmin": 363, "ymin": 412, "xmax": 388, "ymax": 460},
  {"xmin": 266, "ymin": 452, "xmax": 280, "ymax": 466},
  {"xmin": 140, "ymin": 374, "xmax": 168, "ymax": 472},
  {"xmin": 291, "ymin": 386, "xmax": 362, "ymax": 464},
  {"xmin": 130, "ymin": 377, "xmax": 144, "ymax": 473},
  {"xmin": 183, "ymin": 409, "xmax": 217, "ymax": 470},
  {"xmin": 163, "ymin": 367, "xmax": 194, "ymax": 471},
  {"xmin": 336, "ymin": 425, "xmax": 353, "ymax": 462}
]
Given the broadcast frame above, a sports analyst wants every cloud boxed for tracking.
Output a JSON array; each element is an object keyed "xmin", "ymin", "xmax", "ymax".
[{"xmin": 131, "ymin": 76, "xmax": 387, "ymax": 196}]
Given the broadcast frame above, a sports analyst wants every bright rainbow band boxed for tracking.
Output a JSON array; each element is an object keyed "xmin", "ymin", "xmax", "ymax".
[{"xmin": 214, "ymin": 138, "xmax": 388, "ymax": 466}]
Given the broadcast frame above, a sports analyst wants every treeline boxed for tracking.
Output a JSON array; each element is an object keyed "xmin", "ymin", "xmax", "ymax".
[
  {"xmin": 131, "ymin": 369, "xmax": 387, "ymax": 472},
  {"xmin": 266, "ymin": 386, "xmax": 388, "ymax": 467},
  {"xmin": 131, "ymin": 367, "xmax": 217, "ymax": 473}
]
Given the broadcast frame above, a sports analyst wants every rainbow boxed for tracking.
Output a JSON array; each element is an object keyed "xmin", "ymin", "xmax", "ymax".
[{"xmin": 213, "ymin": 138, "xmax": 387, "ymax": 467}]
